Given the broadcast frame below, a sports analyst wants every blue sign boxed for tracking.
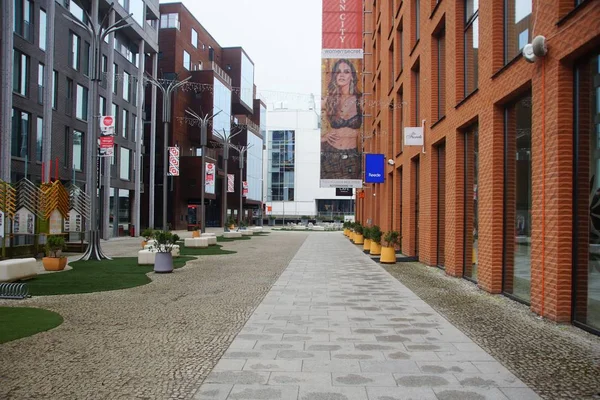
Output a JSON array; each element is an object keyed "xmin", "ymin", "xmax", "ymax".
[{"xmin": 364, "ymin": 154, "xmax": 385, "ymax": 183}]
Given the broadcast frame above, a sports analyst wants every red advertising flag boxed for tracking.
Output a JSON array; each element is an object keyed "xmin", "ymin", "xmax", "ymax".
[
  {"xmin": 227, "ymin": 174, "xmax": 235, "ymax": 193},
  {"xmin": 242, "ymin": 181, "xmax": 248, "ymax": 197}
]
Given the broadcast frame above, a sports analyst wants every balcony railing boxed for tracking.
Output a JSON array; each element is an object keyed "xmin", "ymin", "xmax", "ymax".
[{"xmin": 210, "ymin": 62, "xmax": 232, "ymax": 86}]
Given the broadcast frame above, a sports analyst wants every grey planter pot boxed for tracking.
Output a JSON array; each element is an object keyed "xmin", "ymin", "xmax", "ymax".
[{"xmin": 154, "ymin": 252, "xmax": 174, "ymax": 273}]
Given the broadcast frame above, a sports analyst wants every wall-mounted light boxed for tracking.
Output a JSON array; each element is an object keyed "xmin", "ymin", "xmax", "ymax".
[
  {"xmin": 387, "ymin": 159, "xmax": 395, "ymax": 165},
  {"xmin": 523, "ymin": 35, "xmax": 548, "ymax": 63}
]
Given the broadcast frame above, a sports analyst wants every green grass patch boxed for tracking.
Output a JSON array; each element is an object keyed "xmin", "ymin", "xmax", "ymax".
[
  {"xmin": 180, "ymin": 244, "xmax": 236, "ymax": 256},
  {"xmin": 253, "ymin": 232, "xmax": 270, "ymax": 236},
  {"xmin": 21, "ymin": 256, "xmax": 195, "ymax": 296},
  {"xmin": 0, "ymin": 307, "xmax": 63, "ymax": 344},
  {"xmin": 217, "ymin": 235, "xmax": 252, "ymax": 242}
]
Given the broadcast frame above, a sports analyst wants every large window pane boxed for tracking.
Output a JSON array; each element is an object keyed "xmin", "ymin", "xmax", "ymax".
[
  {"xmin": 183, "ymin": 50, "xmax": 191, "ymax": 70},
  {"xmin": 38, "ymin": 63, "xmax": 44, "ymax": 104},
  {"xmin": 120, "ymin": 147, "xmax": 131, "ymax": 180},
  {"xmin": 574, "ymin": 53, "xmax": 600, "ymax": 332},
  {"xmin": 130, "ymin": 0, "xmax": 144, "ymax": 26},
  {"xmin": 70, "ymin": 32, "xmax": 80, "ymax": 70},
  {"xmin": 76, "ymin": 84, "xmax": 88, "ymax": 121},
  {"xmin": 465, "ymin": 0, "xmax": 479, "ymax": 96},
  {"xmin": 39, "ymin": 9, "xmax": 47, "ymax": 50},
  {"xmin": 123, "ymin": 72, "xmax": 130, "ymax": 102},
  {"xmin": 13, "ymin": 49, "xmax": 29, "ymax": 96},
  {"xmin": 240, "ymin": 52, "xmax": 254, "ymax": 109},
  {"xmin": 36, "ymin": 117, "xmax": 43, "ymax": 162},
  {"xmin": 504, "ymin": 94, "xmax": 532, "ymax": 303},
  {"xmin": 122, "ymin": 109, "xmax": 128, "ymax": 138},
  {"xmin": 11, "ymin": 109, "xmax": 29, "ymax": 158},
  {"xmin": 464, "ymin": 125, "xmax": 479, "ymax": 281},
  {"xmin": 73, "ymin": 130, "xmax": 83, "ymax": 171},
  {"xmin": 504, "ymin": 0, "xmax": 532, "ymax": 63},
  {"xmin": 191, "ymin": 29, "xmax": 198, "ymax": 48}
]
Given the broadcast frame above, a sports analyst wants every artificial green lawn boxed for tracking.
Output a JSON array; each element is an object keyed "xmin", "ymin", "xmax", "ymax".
[
  {"xmin": 179, "ymin": 244, "xmax": 236, "ymax": 256},
  {"xmin": 217, "ymin": 235, "xmax": 252, "ymax": 242},
  {"xmin": 22, "ymin": 256, "xmax": 195, "ymax": 296},
  {"xmin": 0, "ymin": 307, "xmax": 63, "ymax": 344}
]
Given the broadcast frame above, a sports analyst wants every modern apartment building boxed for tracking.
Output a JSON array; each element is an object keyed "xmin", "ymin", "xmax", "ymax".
[
  {"xmin": 141, "ymin": 2, "xmax": 264, "ymax": 231},
  {"xmin": 358, "ymin": 0, "xmax": 600, "ymax": 334},
  {"xmin": 0, "ymin": 0, "xmax": 160, "ymax": 239},
  {"xmin": 265, "ymin": 100, "xmax": 355, "ymax": 221}
]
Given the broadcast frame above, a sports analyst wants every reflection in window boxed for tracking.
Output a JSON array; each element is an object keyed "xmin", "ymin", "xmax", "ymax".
[
  {"xmin": 13, "ymin": 49, "xmax": 29, "ymax": 96},
  {"xmin": 76, "ymin": 84, "xmax": 88, "ymax": 121},
  {"xmin": 574, "ymin": 53, "xmax": 600, "ymax": 333},
  {"xmin": 268, "ymin": 130, "xmax": 295, "ymax": 201},
  {"xmin": 120, "ymin": 147, "xmax": 131, "ymax": 180},
  {"xmin": 504, "ymin": 94, "xmax": 532, "ymax": 303},
  {"xmin": 240, "ymin": 52, "xmax": 254, "ymax": 109},
  {"xmin": 73, "ymin": 130, "xmax": 83, "ymax": 171},
  {"xmin": 213, "ymin": 78, "xmax": 232, "ymax": 137},
  {"xmin": 36, "ymin": 117, "xmax": 43, "ymax": 162},
  {"xmin": 247, "ymin": 132, "xmax": 263, "ymax": 201},
  {"xmin": 39, "ymin": 9, "xmax": 47, "ymax": 50},
  {"xmin": 11, "ymin": 108, "xmax": 29, "ymax": 158},
  {"xmin": 192, "ymin": 29, "xmax": 198, "ymax": 48},
  {"xmin": 465, "ymin": 0, "xmax": 479, "ymax": 96},
  {"xmin": 504, "ymin": 0, "xmax": 532, "ymax": 63},
  {"xmin": 183, "ymin": 50, "xmax": 191, "ymax": 70},
  {"xmin": 160, "ymin": 13, "xmax": 179, "ymax": 29},
  {"xmin": 464, "ymin": 125, "xmax": 478, "ymax": 281}
]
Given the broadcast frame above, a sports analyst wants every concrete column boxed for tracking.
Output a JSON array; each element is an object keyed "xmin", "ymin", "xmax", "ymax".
[
  {"xmin": 42, "ymin": 0, "xmax": 55, "ymax": 182},
  {"xmin": 102, "ymin": 9, "xmax": 116, "ymax": 239},
  {"xmin": 133, "ymin": 39, "xmax": 145, "ymax": 236},
  {"xmin": 149, "ymin": 52, "xmax": 158, "ymax": 229},
  {"xmin": 0, "ymin": 0, "xmax": 14, "ymax": 182}
]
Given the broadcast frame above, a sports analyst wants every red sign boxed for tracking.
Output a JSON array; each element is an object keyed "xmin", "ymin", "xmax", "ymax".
[
  {"xmin": 100, "ymin": 116, "xmax": 115, "ymax": 136},
  {"xmin": 322, "ymin": 0, "xmax": 363, "ymax": 50},
  {"xmin": 243, "ymin": 181, "xmax": 248, "ymax": 197},
  {"xmin": 168, "ymin": 146, "xmax": 179, "ymax": 176}
]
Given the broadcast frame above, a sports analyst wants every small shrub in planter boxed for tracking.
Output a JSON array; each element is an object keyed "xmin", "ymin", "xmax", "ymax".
[
  {"xmin": 153, "ymin": 230, "xmax": 180, "ymax": 273},
  {"xmin": 370, "ymin": 225, "xmax": 383, "ymax": 245},
  {"xmin": 43, "ymin": 235, "xmax": 67, "ymax": 271}
]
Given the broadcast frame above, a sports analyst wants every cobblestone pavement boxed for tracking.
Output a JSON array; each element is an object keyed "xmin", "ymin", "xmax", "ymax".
[
  {"xmin": 381, "ymin": 261, "xmax": 600, "ymax": 400},
  {"xmin": 0, "ymin": 229, "xmax": 307, "ymax": 400},
  {"xmin": 194, "ymin": 233, "xmax": 541, "ymax": 400}
]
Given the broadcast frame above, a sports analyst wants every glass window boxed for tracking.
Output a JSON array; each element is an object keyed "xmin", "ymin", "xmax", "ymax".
[
  {"xmin": 83, "ymin": 41, "xmax": 90, "ymax": 76},
  {"xmin": 76, "ymin": 84, "xmax": 88, "ymax": 121},
  {"xmin": 36, "ymin": 117, "xmax": 43, "ymax": 162},
  {"xmin": 160, "ymin": 13, "xmax": 179, "ymax": 29},
  {"xmin": 464, "ymin": 125, "xmax": 479, "ymax": 281},
  {"xmin": 465, "ymin": 0, "xmax": 479, "ymax": 96},
  {"xmin": 123, "ymin": 72, "xmax": 130, "ymax": 102},
  {"xmin": 436, "ymin": 29, "xmax": 446, "ymax": 120},
  {"xmin": 183, "ymin": 50, "xmax": 191, "ymax": 70},
  {"xmin": 13, "ymin": 49, "xmax": 29, "ymax": 97},
  {"xmin": 413, "ymin": 68, "xmax": 420, "ymax": 124},
  {"xmin": 191, "ymin": 28, "xmax": 198, "ymax": 48},
  {"xmin": 11, "ymin": 108, "xmax": 30, "ymax": 158},
  {"xmin": 213, "ymin": 78, "xmax": 232, "ymax": 137},
  {"xmin": 37, "ymin": 63, "xmax": 44, "ymax": 104},
  {"xmin": 112, "ymin": 103, "xmax": 118, "ymax": 132},
  {"xmin": 414, "ymin": 0, "xmax": 420, "ymax": 42},
  {"xmin": 39, "ymin": 9, "xmax": 47, "ymax": 50},
  {"xmin": 14, "ymin": 0, "xmax": 33, "ymax": 41},
  {"xmin": 122, "ymin": 109, "xmax": 128, "ymax": 138},
  {"xmin": 99, "ymin": 96, "xmax": 106, "ymax": 116},
  {"xmin": 73, "ymin": 130, "xmax": 83, "ymax": 171},
  {"xmin": 504, "ymin": 93, "xmax": 532, "ymax": 303},
  {"xmin": 247, "ymin": 132, "xmax": 263, "ymax": 201},
  {"xmin": 267, "ymin": 130, "xmax": 295, "ymax": 201},
  {"xmin": 504, "ymin": 0, "xmax": 532, "ymax": 63},
  {"xmin": 130, "ymin": 0, "xmax": 144, "ymax": 26},
  {"xmin": 68, "ymin": 1, "xmax": 86, "ymax": 23},
  {"xmin": 113, "ymin": 63, "xmax": 118, "ymax": 94},
  {"xmin": 240, "ymin": 53, "xmax": 255, "ymax": 109},
  {"xmin": 120, "ymin": 147, "xmax": 131, "ymax": 180},
  {"xmin": 66, "ymin": 78, "xmax": 73, "ymax": 116},
  {"xmin": 52, "ymin": 70, "xmax": 57, "ymax": 109},
  {"xmin": 574, "ymin": 53, "xmax": 600, "ymax": 332},
  {"xmin": 70, "ymin": 32, "xmax": 80, "ymax": 70}
]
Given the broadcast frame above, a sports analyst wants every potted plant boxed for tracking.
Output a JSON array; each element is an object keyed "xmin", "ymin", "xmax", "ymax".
[
  {"xmin": 191, "ymin": 226, "xmax": 200, "ymax": 238},
  {"xmin": 268, "ymin": 215, "xmax": 276, "ymax": 226},
  {"xmin": 42, "ymin": 235, "xmax": 67, "ymax": 271},
  {"xmin": 353, "ymin": 223, "xmax": 364, "ymax": 245},
  {"xmin": 343, "ymin": 221, "xmax": 351, "ymax": 237},
  {"xmin": 227, "ymin": 216, "xmax": 236, "ymax": 230},
  {"xmin": 141, "ymin": 227, "xmax": 155, "ymax": 248},
  {"xmin": 300, "ymin": 215, "xmax": 310, "ymax": 225},
  {"xmin": 153, "ymin": 230, "xmax": 180, "ymax": 273},
  {"xmin": 362, "ymin": 226, "xmax": 372, "ymax": 253},
  {"xmin": 369, "ymin": 225, "xmax": 383, "ymax": 256},
  {"xmin": 239, "ymin": 219, "xmax": 248, "ymax": 230},
  {"xmin": 381, "ymin": 230, "xmax": 401, "ymax": 264}
]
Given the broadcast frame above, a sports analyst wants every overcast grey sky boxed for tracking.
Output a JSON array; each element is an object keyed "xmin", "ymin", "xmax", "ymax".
[{"xmin": 160, "ymin": 0, "xmax": 323, "ymax": 106}]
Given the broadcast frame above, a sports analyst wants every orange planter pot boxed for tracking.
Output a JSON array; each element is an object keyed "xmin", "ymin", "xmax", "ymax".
[
  {"xmin": 353, "ymin": 234, "xmax": 364, "ymax": 245},
  {"xmin": 192, "ymin": 231, "xmax": 200, "ymax": 238},
  {"xmin": 380, "ymin": 246, "xmax": 396, "ymax": 264},
  {"xmin": 42, "ymin": 257, "xmax": 67, "ymax": 271},
  {"xmin": 370, "ymin": 242, "xmax": 382, "ymax": 255},
  {"xmin": 363, "ymin": 239, "xmax": 372, "ymax": 251}
]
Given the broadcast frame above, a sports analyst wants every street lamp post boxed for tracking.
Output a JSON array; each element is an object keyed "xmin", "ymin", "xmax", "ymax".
[
  {"xmin": 230, "ymin": 144, "xmax": 253, "ymax": 226},
  {"xmin": 214, "ymin": 128, "xmax": 242, "ymax": 230},
  {"xmin": 144, "ymin": 74, "xmax": 191, "ymax": 231},
  {"xmin": 64, "ymin": 4, "xmax": 133, "ymax": 261},
  {"xmin": 184, "ymin": 108, "xmax": 221, "ymax": 233}
]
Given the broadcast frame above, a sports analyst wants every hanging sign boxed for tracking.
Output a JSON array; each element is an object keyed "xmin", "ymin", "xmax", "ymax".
[
  {"xmin": 100, "ymin": 116, "xmax": 115, "ymax": 136},
  {"xmin": 64, "ymin": 209, "xmax": 82, "ymax": 233},
  {"xmin": 13, "ymin": 207, "xmax": 35, "ymax": 234},
  {"xmin": 205, "ymin": 162, "xmax": 215, "ymax": 194},
  {"xmin": 49, "ymin": 209, "xmax": 63, "ymax": 235},
  {"xmin": 0, "ymin": 211, "xmax": 4, "ymax": 238},
  {"xmin": 365, "ymin": 154, "xmax": 385, "ymax": 183},
  {"xmin": 98, "ymin": 135, "xmax": 114, "ymax": 157},
  {"xmin": 243, "ymin": 181, "xmax": 248, "ymax": 197},
  {"xmin": 168, "ymin": 147, "xmax": 180, "ymax": 176},
  {"xmin": 336, "ymin": 188, "xmax": 353, "ymax": 196},
  {"xmin": 404, "ymin": 127, "xmax": 424, "ymax": 146},
  {"xmin": 227, "ymin": 174, "xmax": 235, "ymax": 193}
]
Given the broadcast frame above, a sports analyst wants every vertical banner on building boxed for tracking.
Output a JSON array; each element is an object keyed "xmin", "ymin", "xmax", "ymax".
[
  {"xmin": 205, "ymin": 162, "xmax": 215, "ymax": 194},
  {"xmin": 99, "ymin": 116, "xmax": 115, "ymax": 157},
  {"xmin": 0, "ymin": 211, "xmax": 4, "ymax": 238},
  {"xmin": 242, "ymin": 181, "xmax": 248, "ymax": 197},
  {"xmin": 227, "ymin": 174, "xmax": 235, "ymax": 193},
  {"xmin": 168, "ymin": 147, "xmax": 180, "ymax": 176},
  {"xmin": 320, "ymin": 0, "xmax": 363, "ymax": 189},
  {"xmin": 364, "ymin": 154, "xmax": 385, "ymax": 183}
]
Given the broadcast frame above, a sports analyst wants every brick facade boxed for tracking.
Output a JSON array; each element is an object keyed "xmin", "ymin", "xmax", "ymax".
[{"xmin": 358, "ymin": 0, "xmax": 600, "ymax": 326}]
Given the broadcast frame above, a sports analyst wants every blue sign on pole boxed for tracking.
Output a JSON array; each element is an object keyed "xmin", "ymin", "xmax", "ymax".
[{"xmin": 364, "ymin": 154, "xmax": 385, "ymax": 183}]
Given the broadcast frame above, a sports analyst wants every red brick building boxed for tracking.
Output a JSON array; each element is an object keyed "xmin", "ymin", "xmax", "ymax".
[{"xmin": 357, "ymin": 0, "xmax": 600, "ymax": 334}]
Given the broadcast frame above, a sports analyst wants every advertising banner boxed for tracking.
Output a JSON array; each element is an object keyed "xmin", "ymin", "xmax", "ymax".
[
  {"xmin": 404, "ymin": 126, "xmax": 424, "ymax": 146},
  {"xmin": 98, "ymin": 135, "xmax": 114, "ymax": 157},
  {"xmin": 227, "ymin": 174, "xmax": 235, "ymax": 193},
  {"xmin": 0, "ymin": 211, "xmax": 4, "ymax": 238},
  {"xmin": 205, "ymin": 162, "xmax": 215, "ymax": 194},
  {"xmin": 365, "ymin": 154, "xmax": 385, "ymax": 183},
  {"xmin": 13, "ymin": 207, "xmax": 35, "ymax": 234},
  {"xmin": 100, "ymin": 116, "xmax": 115, "ymax": 136},
  {"xmin": 49, "ymin": 209, "xmax": 63, "ymax": 234},
  {"xmin": 243, "ymin": 181, "xmax": 248, "ymax": 197},
  {"xmin": 168, "ymin": 147, "xmax": 180, "ymax": 176},
  {"xmin": 336, "ymin": 188, "xmax": 353, "ymax": 196},
  {"xmin": 320, "ymin": 0, "xmax": 363, "ymax": 189}
]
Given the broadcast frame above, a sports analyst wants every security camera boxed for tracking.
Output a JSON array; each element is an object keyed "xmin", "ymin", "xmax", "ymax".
[{"xmin": 387, "ymin": 159, "xmax": 395, "ymax": 165}]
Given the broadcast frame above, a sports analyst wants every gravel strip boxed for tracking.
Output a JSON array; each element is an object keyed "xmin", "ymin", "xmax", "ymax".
[
  {"xmin": 381, "ymin": 261, "xmax": 600, "ymax": 400},
  {"xmin": 0, "ymin": 231, "xmax": 306, "ymax": 400}
]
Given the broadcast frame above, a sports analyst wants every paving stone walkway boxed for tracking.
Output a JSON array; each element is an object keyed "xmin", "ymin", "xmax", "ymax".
[{"xmin": 195, "ymin": 234, "xmax": 540, "ymax": 400}]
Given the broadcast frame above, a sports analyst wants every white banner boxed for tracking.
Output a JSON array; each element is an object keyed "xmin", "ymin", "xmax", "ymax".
[
  {"xmin": 205, "ymin": 162, "xmax": 215, "ymax": 194},
  {"xmin": 64, "ymin": 209, "xmax": 82, "ymax": 233},
  {"xmin": 168, "ymin": 147, "xmax": 180, "ymax": 176},
  {"xmin": 0, "ymin": 211, "xmax": 4, "ymax": 238},
  {"xmin": 227, "ymin": 174, "xmax": 235, "ymax": 193},
  {"xmin": 404, "ymin": 127, "xmax": 424, "ymax": 146},
  {"xmin": 14, "ymin": 207, "xmax": 35, "ymax": 234},
  {"xmin": 49, "ymin": 209, "xmax": 63, "ymax": 235}
]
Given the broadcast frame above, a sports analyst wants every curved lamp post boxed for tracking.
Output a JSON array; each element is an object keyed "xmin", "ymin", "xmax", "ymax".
[{"xmin": 229, "ymin": 143, "xmax": 253, "ymax": 226}]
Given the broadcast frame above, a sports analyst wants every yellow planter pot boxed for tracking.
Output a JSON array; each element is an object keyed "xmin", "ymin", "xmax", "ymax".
[
  {"xmin": 42, "ymin": 257, "xmax": 67, "ymax": 271},
  {"xmin": 354, "ymin": 234, "xmax": 364, "ymax": 245},
  {"xmin": 380, "ymin": 246, "xmax": 396, "ymax": 264},
  {"xmin": 363, "ymin": 239, "xmax": 372, "ymax": 251},
  {"xmin": 370, "ymin": 242, "xmax": 382, "ymax": 255},
  {"xmin": 192, "ymin": 231, "xmax": 200, "ymax": 238},
  {"xmin": 350, "ymin": 232, "xmax": 356, "ymax": 241}
]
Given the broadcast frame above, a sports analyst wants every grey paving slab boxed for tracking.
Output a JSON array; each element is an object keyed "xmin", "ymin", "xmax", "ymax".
[{"xmin": 192, "ymin": 233, "xmax": 541, "ymax": 400}]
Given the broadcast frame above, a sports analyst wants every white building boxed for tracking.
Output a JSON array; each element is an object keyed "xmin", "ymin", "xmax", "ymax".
[{"xmin": 263, "ymin": 98, "xmax": 355, "ymax": 223}]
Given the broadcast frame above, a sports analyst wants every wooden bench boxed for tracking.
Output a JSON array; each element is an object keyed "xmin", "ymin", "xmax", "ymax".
[{"xmin": 0, "ymin": 258, "xmax": 38, "ymax": 282}]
